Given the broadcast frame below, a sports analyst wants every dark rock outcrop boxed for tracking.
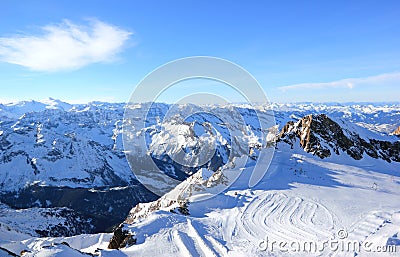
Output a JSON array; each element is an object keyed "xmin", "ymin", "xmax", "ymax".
[
  {"xmin": 393, "ymin": 126, "xmax": 400, "ymax": 136},
  {"xmin": 108, "ymin": 225, "xmax": 136, "ymax": 249},
  {"xmin": 278, "ymin": 114, "xmax": 400, "ymax": 162}
]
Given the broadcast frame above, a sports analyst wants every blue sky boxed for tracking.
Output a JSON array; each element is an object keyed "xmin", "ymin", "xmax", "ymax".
[{"xmin": 0, "ymin": 0, "xmax": 399, "ymax": 103}]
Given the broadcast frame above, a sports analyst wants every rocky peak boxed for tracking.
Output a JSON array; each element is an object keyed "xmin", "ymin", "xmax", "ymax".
[
  {"xmin": 393, "ymin": 126, "xmax": 400, "ymax": 136},
  {"xmin": 278, "ymin": 114, "xmax": 400, "ymax": 162}
]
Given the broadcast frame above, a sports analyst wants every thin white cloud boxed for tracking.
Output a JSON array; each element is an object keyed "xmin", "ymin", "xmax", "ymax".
[
  {"xmin": 278, "ymin": 72, "xmax": 400, "ymax": 91},
  {"xmin": 0, "ymin": 19, "xmax": 132, "ymax": 72}
]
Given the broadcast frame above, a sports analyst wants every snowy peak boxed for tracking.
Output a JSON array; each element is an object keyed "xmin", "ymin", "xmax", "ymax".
[
  {"xmin": 37, "ymin": 97, "xmax": 73, "ymax": 111},
  {"xmin": 278, "ymin": 114, "xmax": 400, "ymax": 162},
  {"xmin": 0, "ymin": 98, "xmax": 73, "ymax": 118}
]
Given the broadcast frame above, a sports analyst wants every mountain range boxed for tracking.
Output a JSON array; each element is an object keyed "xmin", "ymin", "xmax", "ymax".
[{"xmin": 0, "ymin": 99, "xmax": 399, "ymax": 256}]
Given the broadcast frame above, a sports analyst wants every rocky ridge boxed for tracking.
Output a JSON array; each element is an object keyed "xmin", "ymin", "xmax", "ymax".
[
  {"xmin": 278, "ymin": 114, "xmax": 400, "ymax": 162},
  {"xmin": 393, "ymin": 126, "xmax": 400, "ymax": 135}
]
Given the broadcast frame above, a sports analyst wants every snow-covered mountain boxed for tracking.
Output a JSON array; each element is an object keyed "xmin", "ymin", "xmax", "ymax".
[
  {"xmin": 0, "ymin": 100, "xmax": 399, "ymax": 256},
  {"xmin": 0, "ymin": 100, "xmax": 159, "ymax": 234},
  {"xmin": 272, "ymin": 102, "xmax": 400, "ymax": 135},
  {"xmin": 0, "ymin": 98, "xmax": 73, "ymax": 119}
]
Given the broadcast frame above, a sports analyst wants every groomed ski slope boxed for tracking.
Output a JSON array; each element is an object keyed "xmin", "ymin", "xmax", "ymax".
[
  {"xmin": 4, "ymin": 143, "xmax": 399, "ymax": 257},
  {"xmin": 109, "ymin": 147, "xmax": 399, "ymax": 257}
]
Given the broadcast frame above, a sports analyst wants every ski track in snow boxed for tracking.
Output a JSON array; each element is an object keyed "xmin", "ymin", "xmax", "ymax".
[
  {"xmin": 173, "ymin": 219, "xmax": 228, "ymax": 257},
  {"xmin": 172, "ymin": 230, "xmax": 198, "ymax": 257},
  {"xmin": 347, "ymin": 210, "xmax": 393, "ymax": 242},
  {"xmin": 186, "ymin": 219, "xmax": 219, "ymax": 257},
  {"xmin": 239, "ymin": 192, "xmax": 336, "ymax": 244},
  {"xmin": 165, "ymin": 219, "xmax": 229, "ymax": 257},
  {"xmin": 330, "ymin": 210, "xmax": 397, "ymax": 257},
  {"xmin": 192, "ymin": 192, "xmax": 396, "ymax": 256}
]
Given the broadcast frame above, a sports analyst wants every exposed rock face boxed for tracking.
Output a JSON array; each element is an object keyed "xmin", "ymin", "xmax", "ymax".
[
  {"xmin": 125, "ymin": 199, "xmax": 189, "ymax": 224},
  {"xmin": 393, "ymin": 126, "xmax": 400, "ymax": 136},
  {"xmin": 279, "ymin": 114, "xmax": 331, "ymax": 158},
  {"xmin": 278, "ymin": 114, "xmax": 400, "ymax": 162},
  {"xmin": 108, "ymin": 225, "xmax": 136, "ymax": 249}
]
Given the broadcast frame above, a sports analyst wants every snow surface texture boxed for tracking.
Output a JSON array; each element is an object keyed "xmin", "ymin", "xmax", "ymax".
[
  {"xmin": 107, "ymin": 147, "xmax": 400, "ymax": 256},
  {"xmin": 0, "ymin": 100, "xmax": 399, "ymax": 256}
]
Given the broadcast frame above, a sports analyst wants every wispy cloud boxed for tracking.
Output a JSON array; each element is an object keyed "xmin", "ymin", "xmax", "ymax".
[
  {"xmin": 0, "ymin": 19, "xmax": 132, "ymax": 72},
  {"xmin": 278, "ymin": 72, "xmax": 400, "ymax": 91}
]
